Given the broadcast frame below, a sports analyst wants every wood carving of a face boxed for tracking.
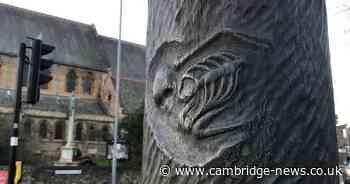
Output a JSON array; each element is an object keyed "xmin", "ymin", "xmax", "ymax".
[{"xmin": 146, "ymin": 30, "xmax": 271, "ymax": 166}]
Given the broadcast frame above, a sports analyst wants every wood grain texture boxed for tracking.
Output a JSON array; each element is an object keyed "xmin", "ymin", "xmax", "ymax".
[{"xmin": 143, "ymin": 0, "xmax": 338, "ymax": 183}]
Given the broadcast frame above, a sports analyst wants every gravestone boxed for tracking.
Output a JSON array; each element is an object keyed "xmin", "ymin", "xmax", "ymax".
[{"xmin": 142, "ymin": 0, "xmax": 338, "ymax": 183}]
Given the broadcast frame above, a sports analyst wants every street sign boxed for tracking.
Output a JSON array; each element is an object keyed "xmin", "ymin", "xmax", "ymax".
[
  {"xmin": 54, "ymin": 170, "xmax": 82, "ymax": 175},
  {"xmin": 116, "ymin": 144, "xmax": 128, "ymax": 159},
  {"xmin": 107, "ymin": 141, "xmax": 128, "ymax": 160}
]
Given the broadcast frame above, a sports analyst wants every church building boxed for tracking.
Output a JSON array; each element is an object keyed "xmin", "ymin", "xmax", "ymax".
[{"xmin": 0, "ymin": 3, "xmax": 145, "ymax": 162}]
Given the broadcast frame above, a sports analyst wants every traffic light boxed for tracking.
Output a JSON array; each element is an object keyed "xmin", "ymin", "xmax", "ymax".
[{"xmin": 27, "ymin": 39, "xmax": 55, "ymax": 104}]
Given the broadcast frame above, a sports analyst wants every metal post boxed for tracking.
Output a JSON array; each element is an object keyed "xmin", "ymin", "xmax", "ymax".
[
  {"xmin": 348, "ymin": 128, "xmax": 350, "ymax": 155},
  {"xmin": 8, "ymin": 43, "xmax": 26, "ymax": 184},
  {"xmin": 112, "ymin": 0, "xmax": 123, "ymax": 184}
]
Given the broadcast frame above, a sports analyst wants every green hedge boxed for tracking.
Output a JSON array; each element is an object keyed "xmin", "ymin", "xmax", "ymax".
[{"xmin": 119, "ymin": 105, "xmax": 144, "ymax": 169}]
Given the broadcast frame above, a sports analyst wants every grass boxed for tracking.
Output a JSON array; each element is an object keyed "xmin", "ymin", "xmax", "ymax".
[{"xmin": 95, "ymin": 159, "xmax": 112, "ymax": 167}]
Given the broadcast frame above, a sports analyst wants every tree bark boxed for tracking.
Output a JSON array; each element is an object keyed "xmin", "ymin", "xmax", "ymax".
[{"xmin": 143, "ymin": 0, "xmax": 338, "ymax": 183}]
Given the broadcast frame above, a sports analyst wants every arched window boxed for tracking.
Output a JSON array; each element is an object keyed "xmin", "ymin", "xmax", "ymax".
[
  {"xmin": 24, "ymin": 118, "xmax": 33, "ymax": 137},
  {"xmin": 54, "ymin": 121, "xmax": 65, "ymax": 140},
  {"xmin": 39, "ymin": 120, "xmax": 48, "ymax": 139},
  {"xmin": 88, "ymin": 125, "xmax": 96, "ymax": 141},
  {"xmin": 66, "ymin": 69, "xmax": 77, "ymax": 92},
  {"xmin": 74, "ymin": 122, "xmax": 82, "ymax": 141},
  {"xmin": 82, "ymin": 72, "xmax": 94, "ymax": 95}
]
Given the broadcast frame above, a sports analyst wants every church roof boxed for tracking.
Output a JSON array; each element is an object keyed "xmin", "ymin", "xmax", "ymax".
[
  {"xmin": 0, "ymin": 3, "xmax": 146, "ymax": 74},
  {"xmin": 0, "ymin": 3, "xmax": 110, "ymax": 71},
  {"xmin": 99, "ymin": 36, "xmax": 146, "ymax": 114},
  {"xmin": 98, "ymin": 36, "xmax": 145, "ymax": 81}
]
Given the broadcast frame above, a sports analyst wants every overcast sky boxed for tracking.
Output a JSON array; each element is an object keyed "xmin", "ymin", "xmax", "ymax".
[
  {"xmin": 327, "ymin": 0, "xmax": 350, "ymax": 124},
  {"xmin": 0, "ymin": 0, "xmax": 349, "ymax": 124},
  {"xmin": 0, "ymin": 0, "xmax": 148, "ymax": 45}
]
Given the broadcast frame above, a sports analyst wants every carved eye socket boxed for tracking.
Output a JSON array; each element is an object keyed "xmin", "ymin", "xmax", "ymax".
[
  {"xmin": 152, "ymin": 64, "xmax": 176, "ymax": 109},
  {"xmin": 154, "ymin": 87, "xmax": 173, "ymax": 107},
  {"xmin": 178, "ymin": 77, "xmax": 197, "ymax": 102}
]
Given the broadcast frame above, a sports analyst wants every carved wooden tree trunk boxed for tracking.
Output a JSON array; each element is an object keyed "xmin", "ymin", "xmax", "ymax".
[{"xmin": 142, "ymin": 0, "xmax": 338, "ymax": 183}]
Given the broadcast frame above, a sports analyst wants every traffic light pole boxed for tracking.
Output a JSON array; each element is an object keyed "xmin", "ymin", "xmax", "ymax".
[
  {"xmin": 8, "ymin": 43, "xmax": 26, "ymax": 184},
  {"xmin": 7, "ymin": 38, "xmax": 55, "ymax": 183}
]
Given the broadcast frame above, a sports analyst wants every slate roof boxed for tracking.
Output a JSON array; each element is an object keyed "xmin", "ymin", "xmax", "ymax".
[
  {"xmin": 98, "ymin": 36, "xmax": 146, "ymax": 81},
  {"xmin": 0, "ymin": 3, "xmax": 146, "ymax": 74},
  {"xmin": 0, "ymin": 3, "xmax": 110, "ymax": 71},
  {"xmin": 99, "ymin": 36, "xmax": 146, "ymax": 114},
  {"xmin": 0, "ymin": 88, "xmax": 109, "ymax": 116}
]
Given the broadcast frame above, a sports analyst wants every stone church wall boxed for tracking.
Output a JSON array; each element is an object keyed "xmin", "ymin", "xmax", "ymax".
[
  {"xmin": 20, "ymin": 115, "xmax": 112, "ymax": 163},
  {"xmin": 0, "ymin": 54, "xmax": 105, "ymax": 99},
  {"xmin": 0, "ymin": 111, "xmax": 113, "ymax": 164}
]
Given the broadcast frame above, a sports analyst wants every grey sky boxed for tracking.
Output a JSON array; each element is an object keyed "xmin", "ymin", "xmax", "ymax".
[
  {"xmin": 0, "ymin": 0, "xmax": 349, "ymax": 124},
  {"xmin": 0, "ymin": 0, "xmax": 148, "ymax": 44},
  {"xmin": 327, "ymin": 0, "xmax": 350, "ymax": 124}
]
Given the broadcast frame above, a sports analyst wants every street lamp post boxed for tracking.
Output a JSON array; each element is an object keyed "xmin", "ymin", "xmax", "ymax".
[{"xmin": 112, "ymin": 0, "xmax": 123, "ymax": 184}]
